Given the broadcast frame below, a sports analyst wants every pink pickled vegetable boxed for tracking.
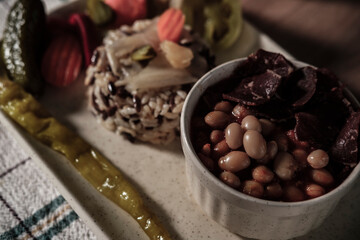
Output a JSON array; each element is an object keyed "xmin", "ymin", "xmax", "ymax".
[
  {"xmin": 105, "ymin": 0, "xmax": 147, "ymax": 27},
  {"xmin": 157, "ymin": 8, "xmax": 185, "ymax": 42},
  {"xmin": 68, "ymin": 13, "xmax": 100, "ymax": 66},
  {"xmin": 42, "ymin": 34, "xmax": 83, "ymax": 87}
]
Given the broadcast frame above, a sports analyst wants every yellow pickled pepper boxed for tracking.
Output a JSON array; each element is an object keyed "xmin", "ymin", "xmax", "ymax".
[{"xmin": 0, "ymin": 76, "xmax": 171, "ymax": 240}]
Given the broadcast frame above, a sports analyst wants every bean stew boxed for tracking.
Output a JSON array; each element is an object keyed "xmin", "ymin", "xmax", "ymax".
[{"xmin": 191, "ymin": 49, "xmax": 360, "ymax": 202}]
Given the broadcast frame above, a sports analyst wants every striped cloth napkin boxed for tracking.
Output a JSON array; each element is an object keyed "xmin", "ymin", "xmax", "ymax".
[{"xmin": 0, "ymin": 0, "xmax": 96, "ymax": 239}]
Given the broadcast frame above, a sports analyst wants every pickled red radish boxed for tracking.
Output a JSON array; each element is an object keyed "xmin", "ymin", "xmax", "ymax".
[
  {"xmin": 42, "ymin": 34, "xmax": 82, "ymax": 87},
  {"xmin": 68, "ymin": 13, "xmax": 100, "ymax": 67}
]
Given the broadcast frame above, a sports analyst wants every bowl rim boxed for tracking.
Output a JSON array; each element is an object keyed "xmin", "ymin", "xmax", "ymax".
[{"xmin": 181, "ymin": 57, "xmax": 360, "ymax": 207}]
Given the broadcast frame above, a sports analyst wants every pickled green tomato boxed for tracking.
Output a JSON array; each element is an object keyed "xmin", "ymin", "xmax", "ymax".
[
  {"xmin": 86, "ymin": 0, "xmax": 114, "ymax": 26},
  {"xmin": 0, "ymin": 78, "xmax": 171, "ymax": 240},
  {"xmin": 182, "ymin": 0, "xmax": 242, "ymax": 50},
  {"xmin": 204, "ymin": 0, "xmax": 242, "ymax": 50}
]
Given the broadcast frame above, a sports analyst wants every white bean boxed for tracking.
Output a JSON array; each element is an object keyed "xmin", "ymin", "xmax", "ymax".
[
  {"xmin": 220, "ymin": 171, "xmax": 241, "ymax": 188},
  {"xmin": 204, "ymin": 111, "xmax": 230, "ymax": 129},
  {"xmin": 265, "ymin": 183, "xmax": 283, "ymax": 199},
  {"xmin": 257, "ymin": 140, "xmax": 278, "ymax": 164},
  {"xmin": 274, "ymin": 133, "xmax": 289, "ymax": 152},
  {"xmin": 283, "ymin": 185, "xmax": 305, "ymax": 202},
  {"xmin": 232, "ymin": 104, "xmax": 252, "ymax": 119},
  {"xmin": 292, "ymin": 148, "xmax": 308, "ymax": 169},
  {"xmin": 214, "ymin": 101, "xmax": 233, "ymax": 113},
  {"xmin": 213, "ymin": 139, "xmax": 230, "ymax": 159},
  {"xmin": 305, "ymin": 183, "xmax": 325, "ymax": 198},
  {"xmin": 309, "ymin": 169, "xmax": 334, "ymax": 186},
  {"xmin": 307, "ymin": 149, "xmax": 329, "ymax": 169},
  {"xmin": 210, "ymin": 130, "xmax": 224, "ymax": 145},
  {"xmin": 242, "ymin": 180, "xmax": 264, "ymax": 198},
  {"xmin": 225, "ymin": 122, "xmax": 244, "ymax": 149},
  {"xmin": 241, "ymin": 115, "xmax": 262, "ymax": 132},
  {"xmin": 273, "ymin": 152, "xmax": 297, "ymax": 180},
  {"xmin": 219, "ymin": 151, "xmax": 250, "ymax": 172},
  {"xmin": 243, "ymin": 130, "xmax": 267, "ymax": 160},
  {"xmin": 252, "ymin": 165, "xmax": 274, "ymax": 183},
  {"xmin": 201, "ymin": 143, "xmax": 211, "ymax": 157},
  {"xmin": 259, "ymin": 119, "xmax": 276, "ymax": 136}
]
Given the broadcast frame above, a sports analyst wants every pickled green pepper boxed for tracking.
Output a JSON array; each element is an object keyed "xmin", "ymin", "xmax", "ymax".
[{"xmin": 0, "ymin": 77, "xmax": 171, "ymax": 240}]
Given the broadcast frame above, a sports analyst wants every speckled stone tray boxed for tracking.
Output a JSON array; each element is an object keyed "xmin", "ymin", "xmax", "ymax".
[{"xmin": 1, "ymin": 1, "xmax": 360, "ymax": 240}]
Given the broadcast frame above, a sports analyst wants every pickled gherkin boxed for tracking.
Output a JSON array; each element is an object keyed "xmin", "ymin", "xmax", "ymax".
[
  {"xmin": 0, "ymin": 43, "xmax": 6, "ymax": 79},
  {"xmin": 0, "ymin": 78, "xmax": 171, "ymax": 240},
  {"xmin": 1, "ymin": 0, "xmax": 46, "ymax": 95}
]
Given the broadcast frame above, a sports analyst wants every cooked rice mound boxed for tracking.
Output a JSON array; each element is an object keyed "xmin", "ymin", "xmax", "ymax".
[{"xmin": 85, "ymin": 19, "xmax": 213, "ymax": 144}]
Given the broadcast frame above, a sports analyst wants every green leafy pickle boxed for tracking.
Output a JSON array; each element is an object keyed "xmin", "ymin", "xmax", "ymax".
[
  {"xmin": 131, "ymin": 45, "xmax": 157, "ymax": 62},
  {"xmin": 86, "ymin": 0, "xmax": 114, "ymax": 26},
  {"xmin": 1, "ymin": 0, "xmax": 46, "ymax": 95}
]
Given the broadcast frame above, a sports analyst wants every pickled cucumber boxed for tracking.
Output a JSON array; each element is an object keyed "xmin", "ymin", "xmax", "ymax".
[
  {"xmin": 0, "ymin": 42, "xmax": 7, "ymax": 79},
  {"xmin": 1, "ymin": 0, "xmax": 46, "ymax": 95}
]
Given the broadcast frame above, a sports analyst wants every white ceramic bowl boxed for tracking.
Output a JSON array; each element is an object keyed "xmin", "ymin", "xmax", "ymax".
[{"xmin": 180, "ymin": 58, "xmax": 360, "ymax": 240}]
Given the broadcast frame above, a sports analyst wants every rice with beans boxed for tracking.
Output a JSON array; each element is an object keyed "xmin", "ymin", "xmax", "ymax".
[{"xmin": 85, "ymin": 19, "xmax": 213, "ymax": 144}]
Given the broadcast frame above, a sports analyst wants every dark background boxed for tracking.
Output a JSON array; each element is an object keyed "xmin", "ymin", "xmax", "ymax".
[{"xmin": 242, "ymin": 0, "xmax": 360, "ymax": 97}]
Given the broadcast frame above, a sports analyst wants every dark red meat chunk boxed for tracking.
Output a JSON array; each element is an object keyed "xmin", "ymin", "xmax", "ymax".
[
  {"xmin": 246, "ymin": 99, "xmax": 293, "ymax": 121},
  {"xmin": 223, "ymin": 70, "xmax": 282, "ymax": 106},
  {"xmin": 330, "ymin": 112, "xmax": 360, "ymax": 165},
  {"xmin": 304, "ymin": 69, "xmax": 351, "ymax": 129},
  {"xmin": 316, "ymin": 67, "xmax": 342, "ymax": 92},
  {"xmin": 286, "ymin": 129, "xmax": 310, "ymax": 151},
  {"xmin": 294, "ymin": 112, "xmax": 338, "ymax": 149},
  {"xmin": 280, "ymin": 67, "xmax": 317, "ymax": 107},
  {"xmin": 234, "ymin": 49, "xmax": 295, "ymax": 78}
]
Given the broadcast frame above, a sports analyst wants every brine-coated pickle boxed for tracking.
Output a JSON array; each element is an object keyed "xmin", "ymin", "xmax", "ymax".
[
  {"xmin": 0, "ymin": 43, "xmax": 6, "ymax": 79},
  {"xmin": 1, "ymin": 0, "xmax": 46, "ymax": 95},
  {"xmin": 0, "ymin": 78, "xmax": 171, "ymax": 240}
]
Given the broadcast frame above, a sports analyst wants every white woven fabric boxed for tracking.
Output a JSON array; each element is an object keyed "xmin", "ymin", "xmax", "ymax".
[{"xmin": 0, "ymin": 0, "xmax": 96, "ymax": 239}]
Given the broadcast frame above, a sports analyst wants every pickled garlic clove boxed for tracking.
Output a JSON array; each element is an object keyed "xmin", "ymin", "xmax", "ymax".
[{"xmin": 160, "ymin": 40, "xmax": 194, "ymax": 69}]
